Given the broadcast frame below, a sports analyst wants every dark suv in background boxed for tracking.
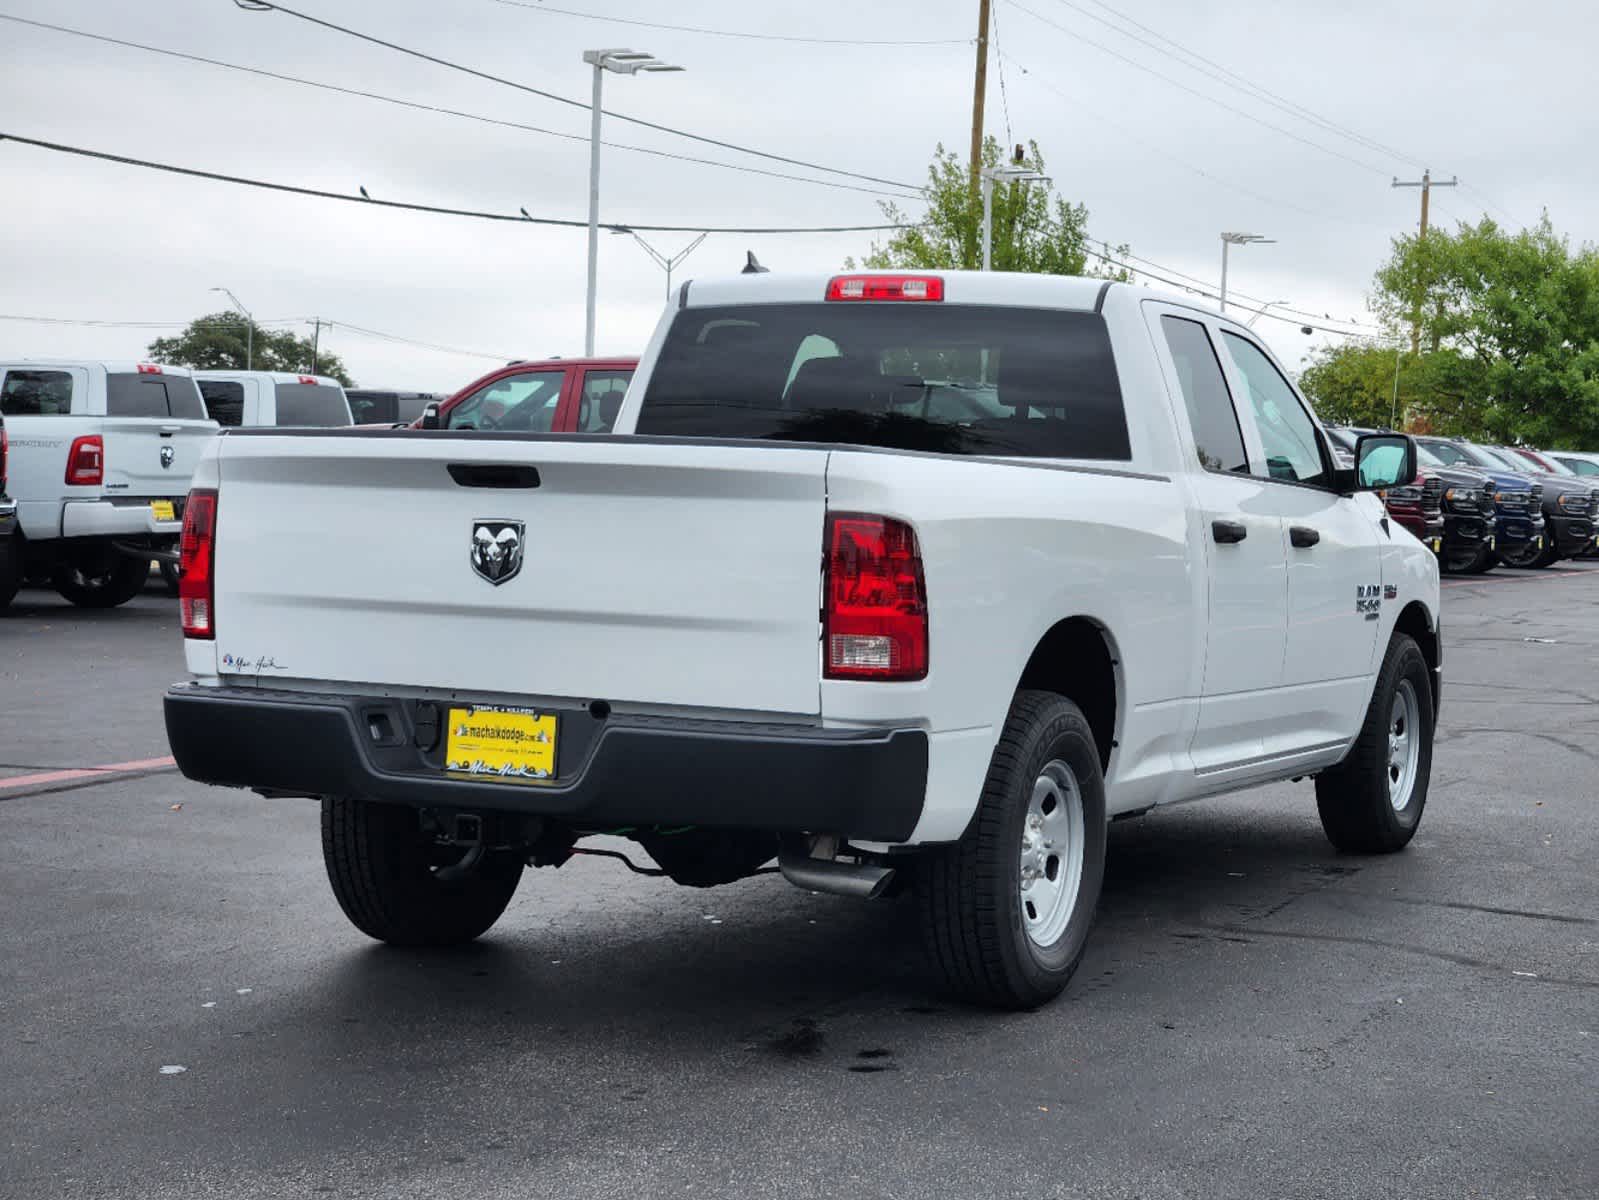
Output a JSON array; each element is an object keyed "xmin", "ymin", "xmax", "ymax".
[
  {"xmin": 1416, "ymin": 438, "xmax": 1546, "ymax": 568},
  {"xmin": 0, "ymin": 413, "xmax": 17, "ymax": 607}
]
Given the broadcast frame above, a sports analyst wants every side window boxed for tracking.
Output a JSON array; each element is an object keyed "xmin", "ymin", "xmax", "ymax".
[
  {"xmin": 1, "ymin": 370, "xmax": 74, "ymax": 416},
  {"xmin": 1159, "ymin": 317, "xmax": 1248, "ymax": 474},
  {"xmin": 447, "ymin": 372, "xmax": 562, "ymax": 432},
  {"xmin": 576, "ymin": 370, "xmax": 633, "ymax": 433},
  {"xmin": 1222, "ymin": 333, "xmax": 1330, "ymax": 488},
  {"xmin": 198, "ymin": 381, "xmax": 245, "ymax": 426}
]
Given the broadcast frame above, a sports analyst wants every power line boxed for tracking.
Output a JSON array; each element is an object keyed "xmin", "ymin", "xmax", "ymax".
[
  {"xmin": 1050, "ymin": 0, "xmax": 1425, "ymax": 168},
  {"xmin": 0, "ymin": 314, "xmax": 305, "ymax": 329},
  {"xmin": 0, "ymin": 14, "xmax": 918, "ymax": 202},
  {"xmin": 991, "ymin": 0, "xmax": 1015, "ymax": 145},
  {"xmin": 0, "ymin": 132, "xmax": 909, "ymax": 234},
  {"xmin": 491, "ymin": 0, "xmax": 971, "ymax": 46},
  {"xmin": 318, "ymin": 320, "xmax": 514, "ymax": 361},
  {"xmin": 1004, "ymin": 0, "xmax": 1394, "ymax": 177},
  {"xmin": 232, "ymin": 1, "xmax": 922, "ymax": 192}
]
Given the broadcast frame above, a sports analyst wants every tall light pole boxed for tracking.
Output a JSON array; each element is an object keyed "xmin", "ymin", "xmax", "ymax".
[
  {"xmin": 980, "ymin": 148, "xmax": 1050, "ymax": 271},
  {"xmin": 210, "ymin": 286, "xmax": 253, "ymax": 369},
  {"xmin": 1218, "ymin": 232, "xmax": 1274, "ymax": 312},
  {"xmin": 612, "ymin": 227, "xmax": 708, "ymax": 300},
  {"xmin": 583, "ymin": 48, "xmax": 682, "ymax": 356}
]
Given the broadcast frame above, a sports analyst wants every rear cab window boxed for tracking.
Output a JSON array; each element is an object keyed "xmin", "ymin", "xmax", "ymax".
[
  {"xmin": 107, "ymin": 373, "xmax": 207, "ymax": 420},
  {"xmin": 637, "ymin": 304, "xmax": 1130, "ymax": 459},
  {"xmin": 198, "ymin": 380, "xmax": 245, "ymax": 427},
  {"xmin": 2, "ymin": 370, "xmax": 75, "ymax": 416},
  {"xmin": 273, "ymin": 383, "xmax": 351, "ymax": 427}
]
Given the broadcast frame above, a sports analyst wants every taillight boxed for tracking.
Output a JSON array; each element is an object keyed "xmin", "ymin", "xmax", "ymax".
[
  {"xmin": 825, "ymin": 274, "xmax": 944, "ymax": 302},
  {"xmin": 179, "ymin": 489, "xmax": 218, "ymax": 639},
  {"xmin": 137, "ymin": 363, "xmax": 163, "ymax": 375},
  {"xmin": 64, "ymin": 435, "xmax": 104, "ymax": 486},
  {"xmin": 298, "ymin": 375, "xmax": 317, "ymax": 385},
  {"xmin": 824, "ymin": 513, "xmax": 928, "ymax": 681}
]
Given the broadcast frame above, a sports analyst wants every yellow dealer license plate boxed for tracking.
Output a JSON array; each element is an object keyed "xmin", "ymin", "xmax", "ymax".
[
  {"xmin": 444, "ymin": 706, "xmax": 557, "ymax": 782},
  {"xmin": 150, "ymin": 500, "xmax": 176, "ymax": 521}
]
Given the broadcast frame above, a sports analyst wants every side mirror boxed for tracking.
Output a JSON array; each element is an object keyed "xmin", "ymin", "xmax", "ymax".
[
  {"xmin": 1349, "ymin": 432, "xmax": 1417, "ymax": 492},
  {"xmin": 419, "ymin": 401, "xmax": 442, "ymax": 430}
]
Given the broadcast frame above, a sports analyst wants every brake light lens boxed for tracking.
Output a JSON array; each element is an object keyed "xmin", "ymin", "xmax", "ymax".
[
  {"xmin": 137, "ymin": 363, "xmax": 163, "ymax": 375},
  {"xmin": 64, "ymin": 435, "xmax": 104, "ymax": 486},
  {"xmin": 824, "ymin": 513, "xmax": 928, "ymax": 680},
  {"xmin": 825, "ymin": 275, "xmax": 944, "ymax": 302},
  {"xmin": 297, "ymin": 375, "xmax": 317, "ymax": 385},
  {"xmin": 179, "ymin": 489, "xmax": 218, "ymax": 639}
]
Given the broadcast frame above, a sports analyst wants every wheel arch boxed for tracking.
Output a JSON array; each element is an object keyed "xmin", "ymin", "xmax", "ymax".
[
  {"xmin": 1016, "ymin": 616, "xmax": 1121, "ymax": 772},
  {"xmin": 1392, "ymin": 600, "xmax": 1440, "ymax": 720}
]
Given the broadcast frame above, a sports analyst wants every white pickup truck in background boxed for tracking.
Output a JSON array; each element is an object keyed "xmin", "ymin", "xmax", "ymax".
[
  {"xmin": 164, "ymin": 271, "xmax": 1441, "ymax": 1009},
  {"xmin": 1, "ymin": 360, "xmax": 217, "ymax": 608},
  {"xmin": 192, "ymin": 370, "xmax": 353, "ymax": 428}
]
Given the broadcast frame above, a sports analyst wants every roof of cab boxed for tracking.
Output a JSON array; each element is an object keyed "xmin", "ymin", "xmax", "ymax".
[
  {"xmin": 0, "ymin": 360, "xmax": 199, "ymax": 376},
  {"xmin": 681, "ymin": 270, "xmax": 1115, "ymax": 311},
  {"xmin": 192, "ymin": 370, "xmax": 345, "ymax": 387}
]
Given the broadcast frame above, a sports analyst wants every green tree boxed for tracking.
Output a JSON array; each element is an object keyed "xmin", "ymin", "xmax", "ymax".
[
  {"xmin": 854, "ymin": 138, "xmax": 1129, "ymax": 277},
  {"xmin": 1299, "ymin": 344, "xmax": 1471, "ymax": 434},
  {"xmin": 1370, "ymin": 217, "xmax": 1599, "ymax": 446},
  {"xmin": 148, "ymin": 313, "xmax": 354, "ymax": 387}
]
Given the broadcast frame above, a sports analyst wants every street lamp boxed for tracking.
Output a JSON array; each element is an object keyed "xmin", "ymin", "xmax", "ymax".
[
  {"xmin": 1245, "ymin": 299, "xmax": 1291, "ymax": 328},
  {"xmin": 980, "ymin": 156, "xmax": 1050, "ymax": 271},
  {"xmin": 1218, "ymin": 232, "xmax": 1274, "ymax": 312},
  {"xmin": 209, "ymin": 286, "xmax": 253, "ymax": 369},
  {"xmin": 583, "ymin": 48, "xmax": 683, "ymax": 356},
  {"xmin": 612, "ymin": 227, "xmax": 709, "ymax": 301}
]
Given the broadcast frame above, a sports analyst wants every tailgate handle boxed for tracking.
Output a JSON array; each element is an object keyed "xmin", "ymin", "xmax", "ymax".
[{"xmin": 447, "ymin": 463, "xmax": 541, "ymax": 489}]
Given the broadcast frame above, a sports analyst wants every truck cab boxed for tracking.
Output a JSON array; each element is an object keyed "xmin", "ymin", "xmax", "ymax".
[
  {"xmin": 417, "ymin": 358, "xmax": 638, "ymax": 434},
  {"xmin": 193, "ymin": 371, "xmax": 353, "ymax": 429},
  {"xmin": 0, "ymin": 360, "xmax": 217, "ymax": 608}
]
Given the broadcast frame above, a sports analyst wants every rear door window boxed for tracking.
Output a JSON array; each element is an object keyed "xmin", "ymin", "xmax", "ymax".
[
  {"xmin": 1159, "ymin": 316, "xmax": 1248, "ymax": 474},
  {"xmin": 2, "ymin": 370, "xmax": 75, "ymax": 416},
  {"xmin": 576, "ymin": 370, "xmax": 633, "ymax": 432},
  {"xmin": 198, "ymin": 380, "xmax": 246, "ymax": 427},
  {"xmin": 107, "ymin": 374, "xmax": 208, "ymax": 420},
  {"xmin": 638, "ymin": 304, "xmax": 1131, "ymax": 459},
  {"xmin": 273, "ymin": 383, "xmax": 350, "ymax": 427}
]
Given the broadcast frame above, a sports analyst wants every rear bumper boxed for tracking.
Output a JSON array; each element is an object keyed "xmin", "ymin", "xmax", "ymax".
[
  {"xmin": 164, "ymin": 684, "xmax": 928, "ymax": 842},
  {"xmin": 61, "ymin": 498, "xmax": 183, "ymax": 539}
]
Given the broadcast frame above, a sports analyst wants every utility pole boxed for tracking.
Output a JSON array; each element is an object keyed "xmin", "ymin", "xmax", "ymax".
[
  {"xmin": 1218, "ymin": 232, "xmax": 1274, "ymax": 312},
  {"xmin": 1392, "ymin": 169, "xmax": 1457, "ymax": 353},
  {"xmin": 967, "ymin": 0, "xmax": 992, "ymax": 257},
  {"xmin": 310, "ymin": 318, "xmax": 322, "ymax": 375}
]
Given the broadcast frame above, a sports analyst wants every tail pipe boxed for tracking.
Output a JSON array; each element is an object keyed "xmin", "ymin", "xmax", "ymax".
[{"xmin": 778, "ymin": 846, "xmax": 896, "ymax": 900}]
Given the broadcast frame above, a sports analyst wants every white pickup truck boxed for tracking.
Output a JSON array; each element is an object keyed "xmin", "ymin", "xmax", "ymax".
[
  {"xmin": 192, "ymin": 371, "xmax": 354, "ymax": 428},
  {"xmin": 1, "ymin": 360, "xmax": 217, "ymax": 608},
  {"xmin": 165, "ymin": 271, "xmax": 1441, "ymax": 1009}
]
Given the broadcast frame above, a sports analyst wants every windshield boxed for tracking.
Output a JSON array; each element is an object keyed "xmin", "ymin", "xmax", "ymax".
[
  {"xmin": 1416, "ymin": 444, "xmax": 1445, "ymax": 468},
  {"xmin": 1510, "ymin": 448, "xmax": 1571, "ymax": 475},
  {"xmin": 1467, "ymin": 444, "xmax": 1529, "ymax": 472},
  {"xmin": 1555, "ymin": 455, "xmax": 1599, "ymax": 477},
  {"xmin": 638, "ymin": 303, "xmax": 1131, "ymax": 459},
  {"xmin": 274, "ymin": 383, "xmax": 351, "ymax": 427}
]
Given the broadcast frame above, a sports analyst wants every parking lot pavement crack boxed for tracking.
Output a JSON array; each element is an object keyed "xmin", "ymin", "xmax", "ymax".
[
  {"xmin": 1192, "ymin": 922, "xmax": 1599, "ymax": 990},
  {"xmin": 1345, "ymin": 893, "xmax": 1599, "ymax": 927},
  {"xmin": 1434, "ymin": 727, "xmax": 1599, "ymax": 764}
]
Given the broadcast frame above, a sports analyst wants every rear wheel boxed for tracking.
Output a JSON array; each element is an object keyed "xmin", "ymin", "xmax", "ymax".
[
  {"xmin": 53, "ymin": 551, "xmax": 150, "ymax": 608},
  {"xmin": 918, "ymin": 690, "xmax": 1107, "ymax": 1010},
  {"xmin": 1315, "ymin": 633, "xmax": 1433, "ymax": 854},
  {"xmin": 321, "ymin": 797, "xmax": 524, "ymax": 946},
  {"xmin": 0, "ymin": 541, "xmax": 19, "ymax": 609}
]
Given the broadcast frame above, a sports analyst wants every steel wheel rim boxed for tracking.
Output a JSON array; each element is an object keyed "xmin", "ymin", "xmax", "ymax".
[
  {"xmin": 1388, "ymin": 679, "xmax": 1421, "ymax": 812},
  {"xmin": 1019, "ymin": 759, "xmax": 1086, "ymax": 948}
]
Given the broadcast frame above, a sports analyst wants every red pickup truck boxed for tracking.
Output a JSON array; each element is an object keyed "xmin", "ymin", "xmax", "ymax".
[{"xmin": 416, "ymin": 358, "xmax": 638, "ymax": 434}]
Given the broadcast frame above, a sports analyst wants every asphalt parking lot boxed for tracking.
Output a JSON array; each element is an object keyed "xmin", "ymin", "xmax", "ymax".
[{"xmin": 2, "ymin": 569, "xmax": 1595, "ymax": 1200}]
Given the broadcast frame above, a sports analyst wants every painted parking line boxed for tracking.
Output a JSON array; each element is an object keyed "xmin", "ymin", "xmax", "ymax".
[{"xmin": 0, "ymin": 755, "xmax": 176, "ymax": 791}]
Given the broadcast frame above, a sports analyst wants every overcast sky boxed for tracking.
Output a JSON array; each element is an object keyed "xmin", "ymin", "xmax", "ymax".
[{"xmin": 1, "ymin": 0, "xmax": 1592, "ymax": 391}]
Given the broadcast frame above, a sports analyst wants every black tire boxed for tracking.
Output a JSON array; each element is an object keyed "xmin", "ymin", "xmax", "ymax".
[
  {"xmin": 0, "ymin": 543, "xmax": 19, "ymax": 609},
  {"xmin": 1444, "ymin": 541, "xmax": 1491, "ymax": 575},
  {"xmin": 917, "ymin": 690, "xmax": 1108, "ymax": 1010},
  {"xmin": 1315, "ymin": 633, "xmax": 1433, "ymax": 854},
  {"xmin": 1463, "ymin": 543, "xmax": 1496, "ymax": 574},
  {"xmin": 1496, "ymin": 538, "xmax": 1545, "ymax": 569},
  {"xmin": 52, "ymin": 552, "xmax": 150, "ymax": 608},
  {"xmin": 158, "ymin": 560, "xmax": 181, "ymax": 595},
  {"xmin": 321, "ymin": 796, "xmax": 524, "ymax": 946}
]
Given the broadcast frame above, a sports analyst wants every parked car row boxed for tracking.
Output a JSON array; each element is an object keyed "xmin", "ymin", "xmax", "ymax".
[{"xmin": 1325, "ymin": 426, "xmax": 1599, "ymax": 574}]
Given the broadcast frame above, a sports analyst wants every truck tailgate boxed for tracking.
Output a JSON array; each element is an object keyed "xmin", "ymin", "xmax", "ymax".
[
  {"xmin": 212, "ymin": 434, "xmax": 829, "ymax": 715},
  {"xmin": 102, "ymin": 417, "xmax": 216, "ymax": 496}
]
